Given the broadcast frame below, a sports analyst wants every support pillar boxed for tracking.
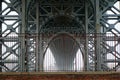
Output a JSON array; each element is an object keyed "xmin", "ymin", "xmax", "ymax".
[
  {"xmin": 39, "ymin": 34, "xmax": 44, "ymax": 71},
  {"xmin": 20, "ymin": 0, "xmax": 27, "ymax": 72},
  {"xmin": 35, "ymin": 0, "xmax": 39, "ymax": 71},
  {"xmin": 0, "ymin": 0, "xmax": 2, "ymax": 72},
  {"xmin": 38, "ymin": 1, "xmax": 44, "ymax": 71},
  {"xmin": 95, "ymin": 0, "xmax": 102, "ymax": 71},
  {"xmin": 85, "ymin": 0, "xmax": 89, "ymax": 71}
]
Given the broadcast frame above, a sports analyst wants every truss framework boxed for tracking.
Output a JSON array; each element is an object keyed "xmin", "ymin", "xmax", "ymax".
[{"xmin": 0, "ymin": 0, "xmax": 120, "ymax": 72}]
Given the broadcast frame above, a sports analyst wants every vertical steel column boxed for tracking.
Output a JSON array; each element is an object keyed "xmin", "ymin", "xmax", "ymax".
[
  {"xmin": 35, "ymin": 0, "xmax": 39, "ymax": 71},
  {"xmin": 95, "ymin": 0, "xmax": 102, "ymax": 71},
  {"xmin": 0, "ymin": 0, "xmax": 2, "ymax": 72},
  {"xmin": 20, "ymin": 0, "xmax": 26, "ymax": 72},
  {"xmin": 39, "ymin": 34, "xmax": 44, "ymax": 71},
  {"xmin": 85, "ymin": 0, "xmax": 89, "ymax": 71},
  {"xmin": 39, "ymin": 2, "xmax": 44, "ymax": 71}
]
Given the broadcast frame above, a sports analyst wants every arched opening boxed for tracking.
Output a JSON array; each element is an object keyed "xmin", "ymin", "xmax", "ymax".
[{"xmin": 43, "ymin": 33, "xmax": 84, "ymax": 72}]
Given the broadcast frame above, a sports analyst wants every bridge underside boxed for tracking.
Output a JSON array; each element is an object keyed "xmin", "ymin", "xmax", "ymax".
[
  {"xmin": 49, "ymin": 34, "xmax": 79, "ymax": 71},
  {"xmin": 0, "ymin": 0, "xmax": 120, "ymax": 72}
]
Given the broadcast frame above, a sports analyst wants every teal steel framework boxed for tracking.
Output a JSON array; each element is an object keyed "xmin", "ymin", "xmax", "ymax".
[{"xmin": 0, "ymin": 0, "xmax": 120, "ymax": 72}]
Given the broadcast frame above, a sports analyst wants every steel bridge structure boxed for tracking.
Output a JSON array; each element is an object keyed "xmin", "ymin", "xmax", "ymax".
[{"xmin": 0, "ymin": 0, "xmax": 120, "ymax": 72}]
